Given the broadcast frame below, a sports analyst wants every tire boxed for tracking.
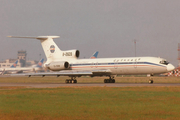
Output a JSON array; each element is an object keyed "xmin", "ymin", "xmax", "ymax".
[
  {"xmin": 104, "ymin": 79, "xmax": 107, "ymax": 83},
  {"xmin": 112, "ymin": 79, "xmax": 115, "ymax": 83},
  {"xmin": 149, "ymin": 80, "xmax": 153, "ymax": 84},
  {"xmin": 65, "ymin": 80, "xmax": 69, "ymax": 83},
  {"xmin": 110, "ymin": 79, "xmax": 113, "ymax": 83}
]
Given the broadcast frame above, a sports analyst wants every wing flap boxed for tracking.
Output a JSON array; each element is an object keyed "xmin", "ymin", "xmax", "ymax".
[
  {"xmin": 11, "ymin": 71, "xmax": 93, "ymax": 77},
  {"xmin": 10, "ymin": 69, "xmax": 112, "ymax": 77}
]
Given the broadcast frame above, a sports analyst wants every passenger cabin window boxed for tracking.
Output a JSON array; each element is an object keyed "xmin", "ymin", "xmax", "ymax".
[{"xmin": 160, "ymin": 60, "xmax": 169, "ymax": 65}]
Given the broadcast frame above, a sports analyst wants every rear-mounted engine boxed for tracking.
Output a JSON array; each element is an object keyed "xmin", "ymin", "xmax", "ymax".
[
  {"xmin": 62, "ymin": 50, "xmax": 80, "ymax": 59},
  {"xmin": 46, "ymin": 61, "xmax": 70, "ymax": 71}
]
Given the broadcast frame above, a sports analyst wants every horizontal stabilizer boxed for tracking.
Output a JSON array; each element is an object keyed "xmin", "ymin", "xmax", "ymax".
[{"xmin": 7, "ymin": 36, "xmax": 60, "ymax": 40}]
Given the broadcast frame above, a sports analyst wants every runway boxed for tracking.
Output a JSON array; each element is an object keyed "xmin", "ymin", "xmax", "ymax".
[{"xmin": 0, "ymin": 83, "xmax": 180, "ymax": 88}]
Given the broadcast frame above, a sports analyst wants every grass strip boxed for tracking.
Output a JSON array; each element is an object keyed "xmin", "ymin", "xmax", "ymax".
[{"xmin": 0, "ymin": 87, "xmax": 180, "ymax": 120}]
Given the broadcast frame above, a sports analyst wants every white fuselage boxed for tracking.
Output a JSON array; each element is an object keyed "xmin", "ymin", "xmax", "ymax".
[
  {"xmin": 0, "ymin": 67, "xmax": 42, "ymax": 74},
  {"xmin": 56, "ymin": 56, "xmax": 174, "ymax": 76},
  {"xmin": 9, "ymin": 36, "xmax": 175, "ymax": 77}
]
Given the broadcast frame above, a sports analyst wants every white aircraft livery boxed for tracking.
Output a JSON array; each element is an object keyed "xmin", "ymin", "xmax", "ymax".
[
  {"xmin": 8, "ymin": 36, "xmax": 175, "ymax": 84},
  {"xmin": 0, "ymin": 58, "xmax": 44, "ymax": 74}
]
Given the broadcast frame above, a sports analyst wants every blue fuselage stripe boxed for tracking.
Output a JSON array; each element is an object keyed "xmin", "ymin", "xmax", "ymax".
[{"xmin": 70, "ymin": 62, "xmax": 165, "ymax": 68}]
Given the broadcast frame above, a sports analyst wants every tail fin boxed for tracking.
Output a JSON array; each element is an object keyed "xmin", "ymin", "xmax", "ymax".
[
  {"xmin": 10, "ymin": 60, "xmax": 18, "ymax": 68},
  {"xmin": 8, "ymin": 36, "xmax": 61, "ymax": 63},
  {"xmin": 90, "ymin": 51, "xmax": 99, "ymax": 59},
  {"xmin": 36, "ymin": 58, "xmax": 44, "ymax": 68}
]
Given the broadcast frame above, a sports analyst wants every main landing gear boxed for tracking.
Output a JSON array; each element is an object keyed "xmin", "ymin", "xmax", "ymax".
[
  {"xmin": 149, "ymin": 78, "xmax": 153, "ymax": 84},
  {"xmin": 104, "ymin": 76, "xmax": 115, "ymax": 83},
  {"xmin": 148, "ymin": 74, "xmax": 154, "ymax": 84},
  {"xmin": 65, "ymin": 77, "xmax": 77, "ymax": 84}
]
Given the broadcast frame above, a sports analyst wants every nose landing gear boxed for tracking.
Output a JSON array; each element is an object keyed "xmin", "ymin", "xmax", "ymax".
[{"xmin": 148, "ymin": 74, "xmax": 154, "ymax": 84}]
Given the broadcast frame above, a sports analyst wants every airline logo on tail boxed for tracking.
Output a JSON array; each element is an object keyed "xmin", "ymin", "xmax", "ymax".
[
  {"xmin": 36, "ymin": 59, "xmax": 44, "ymax": 68},
  {"xmin": 50, "ymin": 45, "xmax": 55, "ymax": 53},
  {"xmin": 10, "ymin": 60, "xmax": 18, "ymax": 68},
  {"xmin": 90, "ymin": 51, "xmax": 99, "ymax": 59}
]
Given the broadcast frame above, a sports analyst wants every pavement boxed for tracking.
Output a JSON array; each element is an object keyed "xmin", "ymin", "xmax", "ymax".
[{"xmin": 0, "ymin": 83, "xmax": 180, "ymax": 88}]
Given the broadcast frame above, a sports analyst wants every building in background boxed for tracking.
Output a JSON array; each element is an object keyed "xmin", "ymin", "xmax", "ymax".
[
  {"xmin": 0, "ymin": 50, "xmax": 37, "ymax": 68},
  {"xmin": 18, "ymin": 50, "xmax": 27, "ymax": 67},
  {"xmin": 0, "ymin": 59, "xmax": 21, "ymax": 68}
]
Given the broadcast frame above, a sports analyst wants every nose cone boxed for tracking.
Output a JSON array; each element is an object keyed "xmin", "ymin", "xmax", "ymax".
[{"xmin": 167, "ymin": 64, "xmax": 175, "ymax": 72}]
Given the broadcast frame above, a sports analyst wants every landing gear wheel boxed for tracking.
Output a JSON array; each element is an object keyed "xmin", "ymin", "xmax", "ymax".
[
  {"xmin": 104, "ymin": 78, "xmax": 115, "ymax": 83},
  {"xmin": 65, "ymin": 80, "xmax": 69, "ymax": 83},
  {"xmin": 149, "ymin": 80, "xmax": 153, "ymax": 84},
  {"xmin": 65, "ymin": 78, "xmax": 77, "ymax": 84},
  {"xmin": 112, "ymin": 79, "xmax": 115, "ymax": 83},
  {"xmin": 73, "ymin": 80, "xmax": 77, "ymax": 83},
  {"xmin": 110, "ymin": 79, "xmax": 113, "ymax": 83},
  {"xmin": 104, "ymin": 79, "xmax": 107, "ymax": 83}
]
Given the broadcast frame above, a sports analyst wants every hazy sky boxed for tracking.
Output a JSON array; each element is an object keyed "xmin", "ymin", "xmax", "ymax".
[{"xmin": 1, "ymin": 0, "xmax": 180, "ymax": 66}]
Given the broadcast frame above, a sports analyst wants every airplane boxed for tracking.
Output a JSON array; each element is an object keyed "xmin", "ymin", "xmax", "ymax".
[
  {"xmin": 90, "ymin": 51, "xmax": 99, "ymax": 59},
  {"xmin": 8, "ymin": 36, "xmax": 175, "ymax": 84},
  {"xmin": 0, "ymin": 60, "xmax": 18, "ymax": 75},
  {"xmin": 30, "ymin": 58, "xmax": 45, "ymax": 72},
  {"xmin": 0, "ymin": 58, "xmax": 44, "ymax": 74},
  {"xmin": 10, "ymin": 60, "xmax": 18, "ymax": 68}
]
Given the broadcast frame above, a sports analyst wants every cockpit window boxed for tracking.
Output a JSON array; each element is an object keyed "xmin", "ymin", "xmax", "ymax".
[{"xmin": 160, "ymin": 60, "xmax": 169, "ymax": 65}]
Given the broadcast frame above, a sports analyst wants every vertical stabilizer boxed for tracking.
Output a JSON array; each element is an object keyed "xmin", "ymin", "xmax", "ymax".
[
  {"xmin": 38, "ymin": 36, "xmax": 62, "ymax": 63},
  {"xmin": 36, "ymin": 58, "xmax": 44, "ymax": 68},
  {"xmin": 8, "ymin": 36, "xmax": 61, "ymax": 63},
  {"xmin": 10, "ymin": 60, "xmax": 18, "ymax": 68},
  {"xmin": 90, "ymin": 51, "xmax": 99, "ymax": 59}
]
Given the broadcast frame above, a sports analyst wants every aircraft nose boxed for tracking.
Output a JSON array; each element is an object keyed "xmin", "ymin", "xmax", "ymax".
[{"xmin": 167, "ymin": 64, "xmax": 175, "ymax": 72}]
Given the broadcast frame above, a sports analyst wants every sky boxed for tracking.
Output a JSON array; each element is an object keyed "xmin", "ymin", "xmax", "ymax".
[{"xmin": 1, "ymin": 0, "xmax": 180, "ymax": 66}]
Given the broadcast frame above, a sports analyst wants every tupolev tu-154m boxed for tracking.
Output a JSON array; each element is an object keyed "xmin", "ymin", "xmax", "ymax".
[{"xmin": 8, "ymin": 36, "xmax": 175, "ymax": 84}]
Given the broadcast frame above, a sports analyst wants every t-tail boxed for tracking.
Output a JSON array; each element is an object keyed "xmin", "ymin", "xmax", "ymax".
[
  {"xmin": 10, "ymin": 60, "xmax": 18, "ymax": 68},
  {"xmin": 8, "ymin": 36, "xmax": 80, "ymax": 64}
]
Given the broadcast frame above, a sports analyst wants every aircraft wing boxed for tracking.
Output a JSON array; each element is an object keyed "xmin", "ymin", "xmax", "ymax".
[{"xmin": 10, "ymin": 69, "xmax": 112, "ymax": 77}]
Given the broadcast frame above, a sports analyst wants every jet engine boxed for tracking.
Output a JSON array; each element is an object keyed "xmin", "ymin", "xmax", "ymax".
[
  {"xmin": 46, "ymin": 61, "xmax": 70, "ymax": 71},
  {"xmin": 61, "ymin": 50, "xmax": 80, "ymax": 59}
]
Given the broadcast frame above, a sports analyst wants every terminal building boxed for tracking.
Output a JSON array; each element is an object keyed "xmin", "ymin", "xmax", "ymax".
[{"xmin": 0, "ymin": 50, "xmax": 37, "ymax": 68}]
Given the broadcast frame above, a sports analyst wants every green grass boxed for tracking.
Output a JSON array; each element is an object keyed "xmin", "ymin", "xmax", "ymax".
[{"xmin": 1, "ymin": 87, "xmax": 180, "ymax": 120}]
